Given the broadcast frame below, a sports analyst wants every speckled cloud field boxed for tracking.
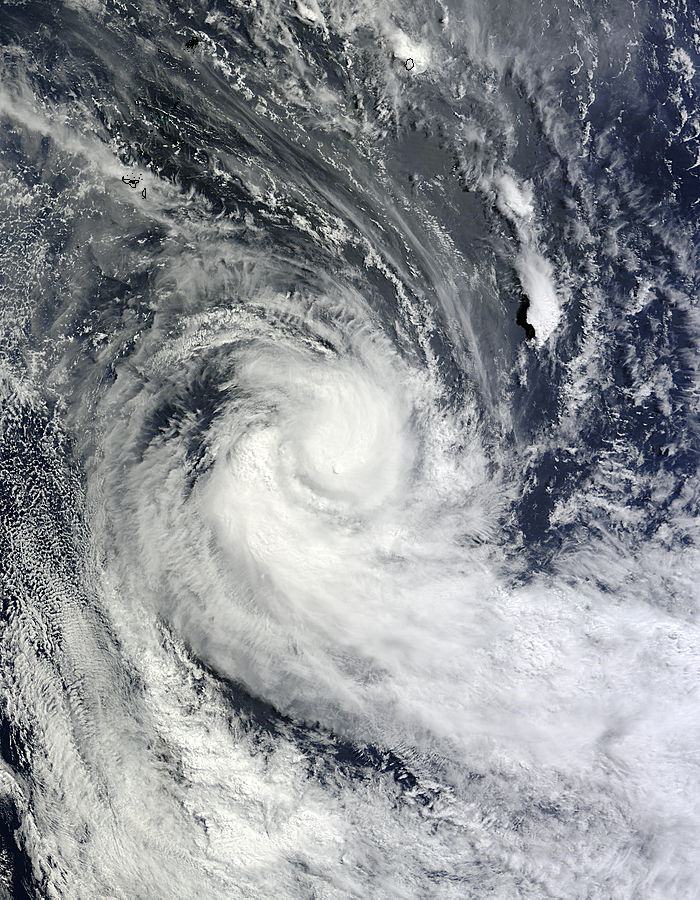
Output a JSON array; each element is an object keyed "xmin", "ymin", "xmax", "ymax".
[{"xmin": 0, "ymin": 0, "xmax": 698, "ymax": 896}]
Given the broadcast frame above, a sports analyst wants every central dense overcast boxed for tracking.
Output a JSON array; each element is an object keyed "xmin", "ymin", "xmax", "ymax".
[{"xmin": 0, "ymin": 0, "xmax": 699, "ymax": 896}]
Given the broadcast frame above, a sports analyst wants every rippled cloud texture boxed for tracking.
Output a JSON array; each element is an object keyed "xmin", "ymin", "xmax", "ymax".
[{"xmin": 0, "ymin": 0, "xmax": 699, "ymax": 896}]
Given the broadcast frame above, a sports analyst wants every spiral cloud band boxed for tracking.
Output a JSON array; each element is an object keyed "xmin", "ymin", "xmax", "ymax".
[{"xmin": 1, "ymin": 0, "xmax": 699, "ymax": 896}]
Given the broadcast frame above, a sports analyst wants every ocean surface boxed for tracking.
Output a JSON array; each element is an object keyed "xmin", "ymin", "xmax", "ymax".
[{"xmin": 0, "ymin": 0, "xmax": 699, "ymax": 896}]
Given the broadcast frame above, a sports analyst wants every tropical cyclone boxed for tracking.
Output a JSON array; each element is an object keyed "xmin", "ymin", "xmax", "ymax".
[{"xmin": 0, "ymin": 0, "xmax": 698, "ymax": 896}]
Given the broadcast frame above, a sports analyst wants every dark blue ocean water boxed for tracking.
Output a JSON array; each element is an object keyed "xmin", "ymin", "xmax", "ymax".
[{"xmin": 0, "ymin": 0, "xmax": 698, "ymax": 896}]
